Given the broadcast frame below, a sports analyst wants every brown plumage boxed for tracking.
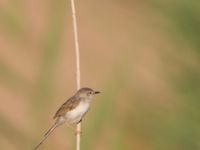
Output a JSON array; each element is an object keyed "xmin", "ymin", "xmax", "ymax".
[{"xmin": 53, "ymin": 96, "xmax": 81, "ymax": 119}]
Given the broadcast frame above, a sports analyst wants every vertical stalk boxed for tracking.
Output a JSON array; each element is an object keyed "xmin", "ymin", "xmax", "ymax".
[{"xmin": 70, "ymin": 0, "xmax": 81, "ymax": 150}]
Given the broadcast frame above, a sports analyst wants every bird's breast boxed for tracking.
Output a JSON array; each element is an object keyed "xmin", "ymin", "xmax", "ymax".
[{"xmin": 65, "ymin": 101, "xmax": 90, "ymax": 124}]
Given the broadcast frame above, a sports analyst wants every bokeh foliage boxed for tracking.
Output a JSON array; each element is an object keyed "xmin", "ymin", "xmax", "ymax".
[{"xmin": 0, "ymin": 0, "xmax": 200, "ymax": 150}]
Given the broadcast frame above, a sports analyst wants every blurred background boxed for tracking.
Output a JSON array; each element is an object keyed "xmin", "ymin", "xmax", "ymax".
[{"xmin": 0, "ymin": 0, "xmax": 200, "ymax": 149}]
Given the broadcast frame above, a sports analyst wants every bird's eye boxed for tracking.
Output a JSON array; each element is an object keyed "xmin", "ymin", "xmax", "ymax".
[{"xmin": 88, "ymin": 92, "xmax": 92, "ymax": 95}]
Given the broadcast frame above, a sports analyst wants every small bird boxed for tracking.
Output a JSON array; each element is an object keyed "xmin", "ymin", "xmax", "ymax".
[{"xmin": 33, "ymin": 87, "xmax": 100, "ymax": 150}]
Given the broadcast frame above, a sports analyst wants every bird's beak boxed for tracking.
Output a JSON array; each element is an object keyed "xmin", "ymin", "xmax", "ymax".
[{"xmin": 94, "ymin": 91, "xmax": 100, "ymax": 94}]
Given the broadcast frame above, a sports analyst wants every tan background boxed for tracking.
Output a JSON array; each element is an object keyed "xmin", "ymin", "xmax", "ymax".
[{"xmin": 0, "ymin": 0, "xmax": 200, "ymax": 150}]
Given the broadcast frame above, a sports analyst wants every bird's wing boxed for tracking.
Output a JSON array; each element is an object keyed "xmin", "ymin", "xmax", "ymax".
[{"xmin": 53, "ymin": 96, "xmax": 81, "ymax": 119}]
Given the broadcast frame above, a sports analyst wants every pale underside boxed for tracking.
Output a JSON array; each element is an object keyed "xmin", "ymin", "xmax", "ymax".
[{"xmin": 57, "ymin": 101, "xmax": 90, "ymax": 125}]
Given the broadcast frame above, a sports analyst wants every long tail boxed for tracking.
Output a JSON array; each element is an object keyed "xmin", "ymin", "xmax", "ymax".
[{"xmin": 33, "ymin": 123, "xmax": 58, "ymax": 150}]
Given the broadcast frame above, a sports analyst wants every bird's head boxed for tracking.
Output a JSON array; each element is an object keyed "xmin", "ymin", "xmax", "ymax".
[{"xmin": 76, "ymin": 87, "xmax": 100, "ymax": 99}]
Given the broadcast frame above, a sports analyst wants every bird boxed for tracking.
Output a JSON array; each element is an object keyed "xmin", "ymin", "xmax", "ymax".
[{"xmin": 33, "ymin": 87, "xmax": 100, "ymax": 150}]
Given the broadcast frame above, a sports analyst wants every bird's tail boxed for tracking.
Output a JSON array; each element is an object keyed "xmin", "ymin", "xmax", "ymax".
[{"xmin": 33, "ymin": 123, "xmax": 58, "ymax": 150}]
